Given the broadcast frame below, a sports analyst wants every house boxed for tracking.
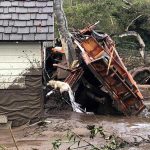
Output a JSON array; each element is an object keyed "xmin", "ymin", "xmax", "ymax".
[{"xmin": 0, "ymin": 0, "xmax": 54, "ymax": 126}]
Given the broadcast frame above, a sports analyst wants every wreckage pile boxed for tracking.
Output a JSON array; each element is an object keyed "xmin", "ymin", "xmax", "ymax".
[{"xmin": 46, "ymin": 23, "xmax": 145, "ymax": 116}]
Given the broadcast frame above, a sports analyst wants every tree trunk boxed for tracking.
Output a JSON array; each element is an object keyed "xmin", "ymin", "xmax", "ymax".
[{"xmin": 54, "ymin": 0, "xmax": 76, "ymax": 67}]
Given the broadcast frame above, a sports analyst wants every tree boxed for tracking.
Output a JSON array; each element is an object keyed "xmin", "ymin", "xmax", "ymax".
[
  {"xmin": 63, "ymin": 0, "xmax": 150, "ymax": 66},
  {"xmin": 54, "ymin": 0, "xmax": 76, "ymax": 67}
]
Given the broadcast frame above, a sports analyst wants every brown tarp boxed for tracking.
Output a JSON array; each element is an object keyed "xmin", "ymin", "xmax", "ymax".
[{"xmin": 0, "ymin": 75, "xmax": 43, "ymax": 127}]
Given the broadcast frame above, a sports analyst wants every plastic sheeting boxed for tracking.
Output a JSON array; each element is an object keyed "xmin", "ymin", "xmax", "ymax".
[{"xmin": 0, "ymin": 75, "xmax": 43, "ymax": 127}]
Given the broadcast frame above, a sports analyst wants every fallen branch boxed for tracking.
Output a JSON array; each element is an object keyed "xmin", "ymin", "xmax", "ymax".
[
  {"xmin": 119, "ymin": 31, "xmax": 145, "ymax": 60},
  {"xmin": 9, "ymin": 126, "xmax": 19, "ymax": 150},
  {"xmin": 66, "ymin": 129, "xmax": 101, "ymax": 150}
]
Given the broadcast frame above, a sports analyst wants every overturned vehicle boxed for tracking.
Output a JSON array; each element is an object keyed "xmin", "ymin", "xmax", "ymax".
[{"xmin": 46, "ymin": 23, "xmax": 145, "ymax": 116}]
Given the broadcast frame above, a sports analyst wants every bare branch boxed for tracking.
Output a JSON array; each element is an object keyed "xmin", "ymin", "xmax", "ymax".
[
  {"xmin": 9, "ymin": 126, "xmax": 19, "ymax": 150},
  {"xmin": 119, "ymin": 31, "xmax": 145, "ymax": 60},
  {"xmin": 125, "ymin": 15, "xmax": 142, "ymax": 31}
]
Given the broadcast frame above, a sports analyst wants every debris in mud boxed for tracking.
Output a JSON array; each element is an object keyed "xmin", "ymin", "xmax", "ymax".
[
  {"xmin": 131, "ymin": 67, "xmax": 150, "ymax": 85},
  {"xmin": 45, "ymin": 22, "xmax": 145, "ymax": 116},
  {"xmin": 47, "ymin": 80, "xmax": 84, "ymax": 113},
  {"xmin": 51, "ymin": 124, "xmax": 150, "ymax": 150}
]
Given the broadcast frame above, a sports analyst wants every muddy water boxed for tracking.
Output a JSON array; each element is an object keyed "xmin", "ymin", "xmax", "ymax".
[{"xmin": 0, "ymin": 111, "xmax": 150, "ymax": 150}]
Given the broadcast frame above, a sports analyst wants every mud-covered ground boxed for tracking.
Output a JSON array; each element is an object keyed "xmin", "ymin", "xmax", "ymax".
[
  {"xmin": 0, "ymin": 110, "xmax": 150, "ymax": 150},
  {"xmin": 0, "ymin": 78, "xmax": 150, "ymax": 150}
]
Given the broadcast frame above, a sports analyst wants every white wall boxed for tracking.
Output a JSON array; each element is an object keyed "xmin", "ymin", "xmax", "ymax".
[{"xmin": 0, "ymin": 42, "xmax": 42, "ymax": 89}]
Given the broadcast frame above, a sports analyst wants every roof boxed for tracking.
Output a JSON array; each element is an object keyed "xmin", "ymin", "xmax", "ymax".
[{"xmin": 0, "ymin": 0, "xmax": 54, "ymax": 41}]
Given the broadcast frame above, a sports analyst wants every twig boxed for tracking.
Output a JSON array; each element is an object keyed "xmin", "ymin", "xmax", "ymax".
[
  {"xmin": 70, "ymin": 144, "xmax": 91, "ymax": 149},
  {"xmin": 69, "ymin": 130, "xmax": 101, "ymax": 150},
  {"xmin": 66, "ymin": 140, "xmax": 81, "ymax": 149},
  {"xmin": 9, "ymin": 126, "xmax": 19, "ymax": 150},
  {"xmin": 126, "ymin": 133, "xmax": 150, "ymax": 142},
  {"xmin": 133, "ymin": 135, "xmax": 150, "ymax": 142}
]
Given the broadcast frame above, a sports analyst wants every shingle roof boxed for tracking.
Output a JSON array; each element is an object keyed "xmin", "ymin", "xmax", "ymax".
[{"xmin": 0, "ymin": 0, "xmax": 54, "ymax": 41}]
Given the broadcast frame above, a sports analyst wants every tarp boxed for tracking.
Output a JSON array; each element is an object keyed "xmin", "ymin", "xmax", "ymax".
[{"xmin": 0, "ymin": 75, "xmax": 43, "ymax": 127}]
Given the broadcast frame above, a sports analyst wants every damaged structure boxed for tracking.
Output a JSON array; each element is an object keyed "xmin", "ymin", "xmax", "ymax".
[
  {"xmin": 0, "ymin": 1, "xmax": 146, "ymax": 126},
  {"xmin": 47, "ymin": 22, "xmax": 145, "ymax": 116},
  {"xmin": 0, "ymin": 0, "xmax": 54, "ymax": 126}
]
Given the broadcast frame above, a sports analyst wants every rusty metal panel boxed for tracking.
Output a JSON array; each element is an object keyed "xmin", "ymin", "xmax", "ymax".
[
  {"xmin": 81, "ymin": 37, "xmax": 104, "ymax": 59},
  {"xmin": 79, "ymin": 36, "xmax": 145, "ymax": 115},
  {"xmin": 88, "ymin": 57, "xmax": 145, "ymax": 115},
  {"xmin": 65, "ymin": 67, "xmax": 84, "ymax": 91}
]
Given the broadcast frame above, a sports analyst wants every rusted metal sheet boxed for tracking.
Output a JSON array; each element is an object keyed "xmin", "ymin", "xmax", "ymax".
[
  {"xmin": 72, "ymin": 23, "xmax": 145, "ymax": 116},
  {"xmin": 81, "ymin": 37, "xmax": 104, "ymax": 59},
  {"xmin": 88, "ymin": 57, "xmax": 145, "ymax": 115},
  {"xmin": 64, "ymin": 67, "xmax": 84, "ymax": 91}
]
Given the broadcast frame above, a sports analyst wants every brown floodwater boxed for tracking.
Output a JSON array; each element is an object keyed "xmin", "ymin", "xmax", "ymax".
[{"xmin": 0, "ymin": 111, "xmax": 150, "ymax": 150}]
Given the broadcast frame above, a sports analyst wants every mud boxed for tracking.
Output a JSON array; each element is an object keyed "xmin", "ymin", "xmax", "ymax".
[
  {"xmin": 0, "ymin": 86, "xmax": 149, "ymax": 150},
  {"xmin": 0, "ymin": 111, "xmax": 150, "ymax": 150}
]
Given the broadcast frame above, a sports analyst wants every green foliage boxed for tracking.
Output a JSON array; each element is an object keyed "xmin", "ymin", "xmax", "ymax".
[
  {"xmin": 52, "ymin": 139, "xmax": 62, "ymax": 150},
  {"xmin": 64, "ymin": 0, "xmax": 150, "ymax": 32},
  {"xmin": 67, "ymin": 130, "xmax": 77, "ymax": 142},
  {"xmin": 101, "ymin": 135, "xmax": 119, "ymax": 150},
  {"xmin": 63, "ymin": 0, "xmax": 150, "ymax": 52},
  {"xmin": 0, "ymin": 144, "xmax": 7, "ymax": 150},
  {"xmin": 64, "ymin": 0, "xmax": 125, "ymax": 33},
  {"xmin": 87, "ymin": 125, "xmax": 105, "ymax": 139},
  {"xmin": 52, "ymin": 127, "xmax": 102, "ymax": 150},
  {"xmin": 51, "ymin": 126, "xmax": 131, "ymax": 150},
  {"xmin": 51, "ymin": 126, "xmax": 150, "ymax": 150}
]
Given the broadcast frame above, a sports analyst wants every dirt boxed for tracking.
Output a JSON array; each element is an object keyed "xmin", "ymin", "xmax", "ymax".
[
  {"xmin": 0, "ymin": 111, "xmax": 150, "ymax": 150},
  {"xmin": 1, "ymin": 70, "xmax": 150, "ymax": 150}
]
